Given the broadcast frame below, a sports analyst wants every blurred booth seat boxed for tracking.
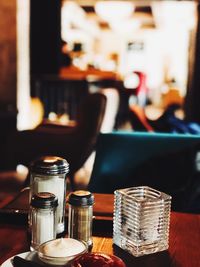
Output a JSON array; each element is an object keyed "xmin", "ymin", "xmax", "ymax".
[
  {"xmin": 88, "ymin": 132, "xmax": 200, "ymax": 213},
  {"xmin": 4, "ymin": 93, "xmax": 106, "ymax": 189}
]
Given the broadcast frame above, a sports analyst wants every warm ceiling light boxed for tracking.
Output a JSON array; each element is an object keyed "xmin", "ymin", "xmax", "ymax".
[
  {"xmin": 95, "ymin": 1, "xmax": 135, "ymax": 23},
  {"xmin": 151, "ymin": 1, "xmax": 197, "ymax": 30}
]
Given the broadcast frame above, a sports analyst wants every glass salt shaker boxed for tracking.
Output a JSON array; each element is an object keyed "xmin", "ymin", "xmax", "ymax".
[
  {"xmin": 29, "ymin": 156, "xmax": 69, "ymax": 234},
  {"xmin": 68, "ymin": 190, "xmax": 94, "ymax": 250},
  {"xmin": 30, "ymin": 192, "xmax": 58, "ymax": 251}
]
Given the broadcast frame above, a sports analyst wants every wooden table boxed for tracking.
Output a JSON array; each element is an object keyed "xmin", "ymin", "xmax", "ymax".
[
  {"xmin": 59, "ymin": 66, "xmax": 118, "ymax": 81},
  {"xmin": 0, "ymin": 190, "xmax": 200, "ymax": 266}
]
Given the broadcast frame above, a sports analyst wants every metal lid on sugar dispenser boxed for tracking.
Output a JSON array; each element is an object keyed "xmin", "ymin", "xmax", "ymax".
[
  {"xmin": 68, "ymin": 191, "xmax": 94, "ymax": 206},
  {"xmin": 31, "ymin": 192, "xmax": 58, "ymax": 209},
  {"xmin": 30, "ymin": 156, "xmax": 69, "ymax": 175}
]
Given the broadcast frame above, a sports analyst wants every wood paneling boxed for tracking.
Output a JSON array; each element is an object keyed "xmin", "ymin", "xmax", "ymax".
[{"xmin": 0, "ymin": 0, "xmax": 16, "ymax": 105}]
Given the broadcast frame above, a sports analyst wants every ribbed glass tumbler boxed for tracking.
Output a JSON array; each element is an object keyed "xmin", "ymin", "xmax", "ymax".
[{"xmin": 113, "ymin": 186, "xmax": 171, "ymax": 257}]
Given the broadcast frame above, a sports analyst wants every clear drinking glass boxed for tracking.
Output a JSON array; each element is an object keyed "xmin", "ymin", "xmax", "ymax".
[{"xmin": 113, "ymin": 186, "xmax": 171, "ymax": 257}]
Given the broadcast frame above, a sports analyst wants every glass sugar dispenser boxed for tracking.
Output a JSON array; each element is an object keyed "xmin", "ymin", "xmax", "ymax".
[
  {"xmin": 30, "ymin": 192, "xmax": 58, "ymax": 251},
  {"xmin": 68, "ymin": 190, "xmax": 94, "ymax": 250},
  {"xmin": 29, "ymin": 156, "xmax": 69, "ymax": 235}
]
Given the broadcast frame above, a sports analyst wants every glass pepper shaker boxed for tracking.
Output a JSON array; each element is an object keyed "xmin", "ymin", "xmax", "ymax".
[
  {"xmin": 68, "ymin": 190, "xmax": 94, "ymax": 250},
  {"xmin": 30, "ymin": 192, "xmax": 58, "ymax": 251},
  {"xmin": 29, "ymin": 156, "xmax": 69, "ymax": 234}
]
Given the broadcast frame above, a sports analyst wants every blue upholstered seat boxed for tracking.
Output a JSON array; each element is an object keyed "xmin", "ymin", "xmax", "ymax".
[{"xmin": 88, "ymin": 132, "xmax": 200, "ymax": 213}]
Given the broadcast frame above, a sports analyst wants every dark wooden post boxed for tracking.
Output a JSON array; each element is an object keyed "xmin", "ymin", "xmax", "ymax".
[
  {"xmin": 185, "ymin": 3, "xmax": 200, "ymax": 123},
  {"xmin": 30, "ymin": 0, "xmax": 61, "ymax": 75}
]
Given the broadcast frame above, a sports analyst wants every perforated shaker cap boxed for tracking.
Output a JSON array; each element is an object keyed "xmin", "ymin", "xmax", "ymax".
[
  {"xmin": 68, "ymin": 191, "xmax": 94, "ymax": 207},
  {"xmin": 31, "ymin": 192, "xmax": 58, "ymax": 209},
  {"xmin": 30, "ymin": 156, "xmax": 69, "ymax": 175}
]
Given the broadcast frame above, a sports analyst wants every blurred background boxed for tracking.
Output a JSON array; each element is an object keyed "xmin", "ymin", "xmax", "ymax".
[
  {"xmin": 0, "ymin": 0, "xmax": 199, "ymax": 132},
  {"xmin": 1, "ymin": 0, "xmax": 200, "ymax": 205}
]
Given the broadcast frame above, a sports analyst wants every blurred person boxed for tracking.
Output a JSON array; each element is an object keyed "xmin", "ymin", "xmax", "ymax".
[{"xmin": 60, "ymin": 40, "xmax": 72, "ymax": 67}]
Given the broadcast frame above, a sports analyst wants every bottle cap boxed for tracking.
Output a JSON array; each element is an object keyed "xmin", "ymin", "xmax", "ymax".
[
  {"xmin": 68, "ymin": 191, "xmax": 94, "ymax": 207},
  {"xmin": 31, "ymin": 192, "xmax": 58, "ymax": 209},
  {"xmin": 30, "ymin": 156, "xmax": 69, "ymax": 175}
]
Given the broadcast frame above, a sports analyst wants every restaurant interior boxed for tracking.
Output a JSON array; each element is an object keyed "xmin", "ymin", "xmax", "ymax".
[{"xmin": 1, "ymin": 0, "xmax": 200, "ymax": 266}]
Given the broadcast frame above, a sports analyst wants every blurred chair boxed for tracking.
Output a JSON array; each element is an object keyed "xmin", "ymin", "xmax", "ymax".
[
  {"xmin": 73, "ymin": 87, "xmax": 120, "ymax": 189},
  {"xmin": 100, "ymin": 88, "xmax": 120, "ymax": 133},
  {"xmin": 88, "ymin": 132, "xmax": 200, "ymax": 213},
  {"xmin": 5, "ymin": 93, "xmax": 106, "ymax": 189}
]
